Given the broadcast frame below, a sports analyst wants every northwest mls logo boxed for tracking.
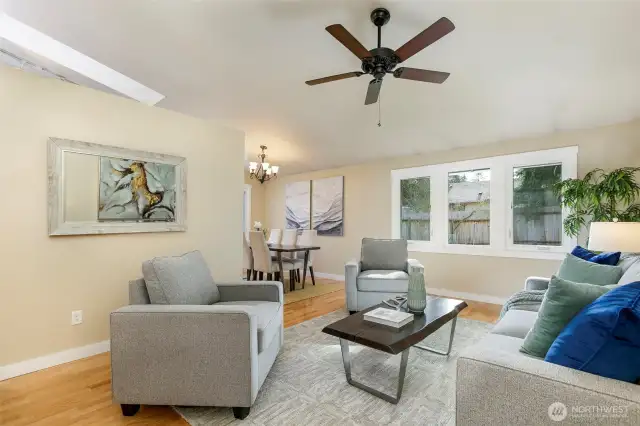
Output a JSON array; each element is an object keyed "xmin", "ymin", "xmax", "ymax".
[{"xmin": 548, "ymin": 402, "xmax": 568, "ymax": 422}]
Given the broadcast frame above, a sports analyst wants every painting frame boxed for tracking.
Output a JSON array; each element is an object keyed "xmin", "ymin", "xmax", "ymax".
[
  {"xmin": 312, "ymin": 176, "xmax": 344, "ymax": 236},
  {"xmin": 48, "ymin": 137, "xmax": 187, "ymax": 236}
]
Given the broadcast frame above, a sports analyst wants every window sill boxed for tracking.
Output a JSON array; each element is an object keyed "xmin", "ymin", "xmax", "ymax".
[{"xmin": 407, "ymin": 242, "xmax": 567, "ymax": 261}]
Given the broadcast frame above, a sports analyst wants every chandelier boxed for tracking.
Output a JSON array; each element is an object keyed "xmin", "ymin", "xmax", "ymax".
[{"xmin": 248, "ymin": 145, "xmax": 279, "ymax": 184}]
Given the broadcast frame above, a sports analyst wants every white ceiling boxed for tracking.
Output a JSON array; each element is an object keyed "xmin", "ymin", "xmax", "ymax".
[{"xmin": 1, "ymin": 0, "xmax": 639, "ymax": 174}]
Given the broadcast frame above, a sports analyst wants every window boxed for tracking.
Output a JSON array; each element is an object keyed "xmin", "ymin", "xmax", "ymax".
[
  {"xmin": 400, "ymin": 177, "xmax": 431, "ymax": 241},
  {"xmin": 448, "ymin": 169, "xmax": 491, "ymax": 245},
  {"xmin": 391, "ymin": 147, "xmax": 578, "ymax": 260},
  {"xmin": 512, "ymin": 164, "xmax": 562, "ymax": 246}
]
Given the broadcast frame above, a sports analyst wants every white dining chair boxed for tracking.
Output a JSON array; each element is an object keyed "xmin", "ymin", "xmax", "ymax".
[
  {"xmin": 298, "ymin": 229, "xmax": 317, "ymax": 286},
  {"xmin": 249, "ymin": 230, "xmax": 293, "ymax": 283},
  {"xmin": 267, "ymin": 228, "xmax": 282, "ymax": 260},
  {"xmin": 267, "ymin": 229, "xmax": 282, "ymax": 245},
  {"xmin": 281, "ymin": 229, "xmax": 304, "ymax": 282},
  {"xmin": 242, "ymin": 234, "xmax": 253, "ymax": 280}
]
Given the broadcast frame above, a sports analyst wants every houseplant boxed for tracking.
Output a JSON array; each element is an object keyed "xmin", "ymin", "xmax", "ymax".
[{"xmin": 554, "ymin": 167, "xmax": 640, "ymax": 238}]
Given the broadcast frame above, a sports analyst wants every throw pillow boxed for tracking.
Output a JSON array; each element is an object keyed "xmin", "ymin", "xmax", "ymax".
[
  {"xmin": 520, "ymin": 276, "xmax": 610, "ymax": 358},
  {"xmin": 571, "ymin": 245, "xmax": 621, "ymax": 266},
  {"xmin": 557, "ymin": 254, "xmax": 623, "ymax": 285},
  {"xmin": 142, "ymin": 250, "xmax": 220, "ymax": 305},
  {"xmin": 545, "ymin": 281, "xmax": 640, "ymax": 383}
]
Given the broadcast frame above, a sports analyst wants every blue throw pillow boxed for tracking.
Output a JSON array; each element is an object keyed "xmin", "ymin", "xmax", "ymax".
[
  {"xmin": 571, "ymin": 245, "xmax": 621, "ymax": 266},
  {"xmin": 545, "ymin": 281, "xmax": 640, "ymax": 383}
]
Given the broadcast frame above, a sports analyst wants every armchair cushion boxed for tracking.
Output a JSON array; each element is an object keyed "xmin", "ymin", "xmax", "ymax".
[
  {"xmin": 360, "ymin": 238, "xmax": 408, "ymax": 271},
  {"xmin": 142, "ymin": 250, "xmax": 220, "ymax": 305},
  {"xmin": 216, "ymin": 301, "xmax": 281, "ymax": 353},
  {"xmin": 357, "ymin": 270, "xmax": 409, "ymax": 293}
]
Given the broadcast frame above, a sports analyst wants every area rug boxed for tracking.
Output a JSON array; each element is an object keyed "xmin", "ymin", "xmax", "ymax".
[
  {"xmin": 175, "ymin": 310, "xmax": 492, "ymax": 426},
  {"xmin": 283, "ymin": 281, "xmax": 343, "ymax": 305}
]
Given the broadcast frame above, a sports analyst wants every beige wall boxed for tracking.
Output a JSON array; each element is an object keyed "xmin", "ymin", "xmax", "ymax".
[
  {"xmin": 245, "ymin": 174, "xmax": 266, "ymax": 228},
  {"xmin": 264, "ymin": 119, "xmax": 640, "ymax": 299},
  {"xmin": 0, "ymin": 67, "xmax": 245, "ymax": 366}
]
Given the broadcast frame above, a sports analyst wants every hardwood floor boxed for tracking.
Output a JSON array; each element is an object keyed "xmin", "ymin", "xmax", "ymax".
[{"xmin": 0, "ymin": 279, "xmax": 501, "ymax": 426}]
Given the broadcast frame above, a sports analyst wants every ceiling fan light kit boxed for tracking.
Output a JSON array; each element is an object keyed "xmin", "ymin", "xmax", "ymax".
[{"xmin": 305, "ymin": 8, "xmax": 455, "ymax": 106}]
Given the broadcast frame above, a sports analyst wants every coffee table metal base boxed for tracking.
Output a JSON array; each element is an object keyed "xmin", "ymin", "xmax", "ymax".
[
  {"xmin": 413, "ymin": 316, "xmax": 458, "ymax": 355},
  {"xmin": 339, "ymin": 339, "xmax": 410, "ymax": 404}
]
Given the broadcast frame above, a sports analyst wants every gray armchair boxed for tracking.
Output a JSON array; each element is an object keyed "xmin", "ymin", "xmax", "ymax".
[
  {"xmin": 345, "ymin": 238, "xmax": 424, "ymax": 313},
  {"xmin": 110, "ymin": 251, "xmax": 283, "ymax": 420}
]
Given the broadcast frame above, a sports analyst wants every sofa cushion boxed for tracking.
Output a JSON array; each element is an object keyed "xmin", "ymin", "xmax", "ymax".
[
  {"xmin": 475, "ymin": 333, "xmax": 534, "ymax": 356},
  {"xmin": 360, "ymin": 238, "xmax": 407, "ymax": 271},
  {"xmin": 142, "ymin": 251, "xmax": 220, "ymax": 305},
  {"xmin": 618, "ymin": 259, "xmax": 640, "ymax": 286},
  {"xmin": 571, "ymin": 245, "xmax": 621, "ymax": 266},
  {"xmin": 357, "ymin": 270, "xmax": 409, "ymax": 293},
  {"xmin": 557, "ymin": 254, "xmax": 623, "ymax": 285},
  {"xmin": 216, "ymin": 301, "xmax": 282, "ymax": 353},
  {"xmin": 617, "ymin": 253, "xmax": 640, "ymax": 274},
  {"xmin": 545, "ymin": 281, "xmax": 640, "ymax": 383},
  {"xmin": 491, "ymin": 310, "xmax": 538, "ymax": 339},
  {"xmin": 520, "ymin": 276, "xmax": 610, "ymax": 358}
]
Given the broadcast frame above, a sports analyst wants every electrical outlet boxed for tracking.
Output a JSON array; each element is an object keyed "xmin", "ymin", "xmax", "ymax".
[{"xmin": 71, "ymin": 310, "xmax": 83, "ymax": 325}]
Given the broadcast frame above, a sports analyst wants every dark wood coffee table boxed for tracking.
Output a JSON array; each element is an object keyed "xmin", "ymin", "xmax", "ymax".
[{"xmin": 322, "ymin": 297, "xmax": 467, "ymax": 404}]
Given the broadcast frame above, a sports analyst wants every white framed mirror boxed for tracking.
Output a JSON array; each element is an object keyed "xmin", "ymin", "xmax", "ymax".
[{"xmin": 47, "ymin": 138, "xmax": 187, "ymax": 236}]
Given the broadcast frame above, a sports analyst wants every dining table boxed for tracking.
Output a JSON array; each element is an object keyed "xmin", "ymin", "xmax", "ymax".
[{"xmin": 267, "ymin": 243, "xmax": 321, "ymax": 292}]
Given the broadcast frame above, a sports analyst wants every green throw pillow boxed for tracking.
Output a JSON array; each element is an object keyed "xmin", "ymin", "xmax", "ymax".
[
  {"xmin": 557, "ymin": 254, "xmax": 623, "ymax": 285},
  {"xmin": 520, "ymin": 276, "xmax": 610, "ymax": 358}
]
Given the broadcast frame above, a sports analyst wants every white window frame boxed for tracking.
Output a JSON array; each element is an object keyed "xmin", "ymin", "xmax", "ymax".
[{"xmin": 391, "ymin": 146, "xmax": 578, "ymax": 260}]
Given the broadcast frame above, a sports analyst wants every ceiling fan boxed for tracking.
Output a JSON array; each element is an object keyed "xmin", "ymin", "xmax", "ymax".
[{"xmin": 305, "ymin": 8, "xmax": 454, "ymax": 105}]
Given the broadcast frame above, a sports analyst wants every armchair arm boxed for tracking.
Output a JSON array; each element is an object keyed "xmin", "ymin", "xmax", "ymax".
[
  {"xmin": 216, "ymin": 281, "xmax": 283, "ymax": 303},
  {"xmin": 407, "ymin": 258, "xmax": 424, "ymax": 275},
  {"xmin": 525, "ymin": 276, "xmax": 551, "ymax": 291},
  {"xmin": 345, "ymin": 260, "xmax": 361, "ymax": 311},
  {"xmin": 110, "ymin": 304, "xmax": 259, "ymax": 407},
  {"xmin": 457, "ymin": 345, "xmax": 640, "ymax": 425}
]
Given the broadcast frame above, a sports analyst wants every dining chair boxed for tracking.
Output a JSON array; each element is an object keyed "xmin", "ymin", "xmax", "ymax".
[
  {"xmin": 242, "ymin": 234, "xmax": 253, "ymax": 280},
  {"xmin": 249, "ymin": 230, "xmax": 293, "ymax": 282},
  {"xmin": 267, "ymin": 229, "xmax": 282, "ymax": 245},
  {"xmin": 297, "ymin": 229, "xmax": 317, "ymax": 286},
  {"xmin": 281, "ymin": 229, "xmax": 304, "ymax": 283},
  {"xmin": 267, "ymin": 229, "xmax": 282, "ymax": 260}
]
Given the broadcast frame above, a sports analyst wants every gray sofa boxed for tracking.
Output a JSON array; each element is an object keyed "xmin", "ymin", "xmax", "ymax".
[
  {"xmin": 456, "ymin": 254, "xmax": 640, "ymax": 425},
  {"xmin": 345, "ymin": 238, "xmax": 424, "ymax": 313},
  {"xmin": 110, "ymin": 251, "xmax": 283, "ymax": 420}
]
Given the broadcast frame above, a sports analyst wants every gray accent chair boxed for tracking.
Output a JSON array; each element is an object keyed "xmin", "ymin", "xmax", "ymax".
[
  {"xmin": 456, "ymin": 253, "xmax": 640, "ymax": 425},
  {"xmin": 110, "ymin": 251, "xmax": 283, "ymax": 420},
  {"xmin": 345, "ymin": 238, "xmax": 424, "ymax": 313}
]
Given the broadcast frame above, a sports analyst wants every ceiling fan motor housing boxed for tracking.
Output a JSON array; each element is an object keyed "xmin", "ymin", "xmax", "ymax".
[{"xmin": 362, "ymin": 47, "xmax": 399, "ymax": 80}]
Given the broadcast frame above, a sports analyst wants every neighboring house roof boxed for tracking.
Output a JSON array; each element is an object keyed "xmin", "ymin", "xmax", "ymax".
[{"xmin": 448, "ymin": 181, "xmax": 490, "ymax": 204}]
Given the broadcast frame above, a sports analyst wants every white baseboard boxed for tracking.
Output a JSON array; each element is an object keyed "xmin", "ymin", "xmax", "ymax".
[
  {"xmin": 427, "ymin": 288, "xmax": 507, "ymax": 305},
  {"xmin": 314, "ymin": 272, "xmax": 345, "ymax": 281},
  {"xmin": 0, "ymin": 340, "xmax": 110, "ymax": 381}
]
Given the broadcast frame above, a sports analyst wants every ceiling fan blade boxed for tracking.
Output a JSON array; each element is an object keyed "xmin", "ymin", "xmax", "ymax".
[
  {"xmin": 394, "ymin": 67, "xmax": 450, "ymax": 84},
  {"xmin": 305, "ymin": 71, "xmax": 364, "ymax": 86},
  {"xmin": 325, "ymin": 24, "xmax": 372, "ymax": 60},
  {"xmin": 364, "ymin": 79, "xmax": 382, "ymax": 105},
  {"xmin": 394, "ymin": 17, "xmax": 455, "ymax": 62}
]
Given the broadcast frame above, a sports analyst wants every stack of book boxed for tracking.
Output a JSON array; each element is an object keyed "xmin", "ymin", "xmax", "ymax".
[{"xmin": 364, "ymin": 307, "xmax": 414, "ymax": 329}]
